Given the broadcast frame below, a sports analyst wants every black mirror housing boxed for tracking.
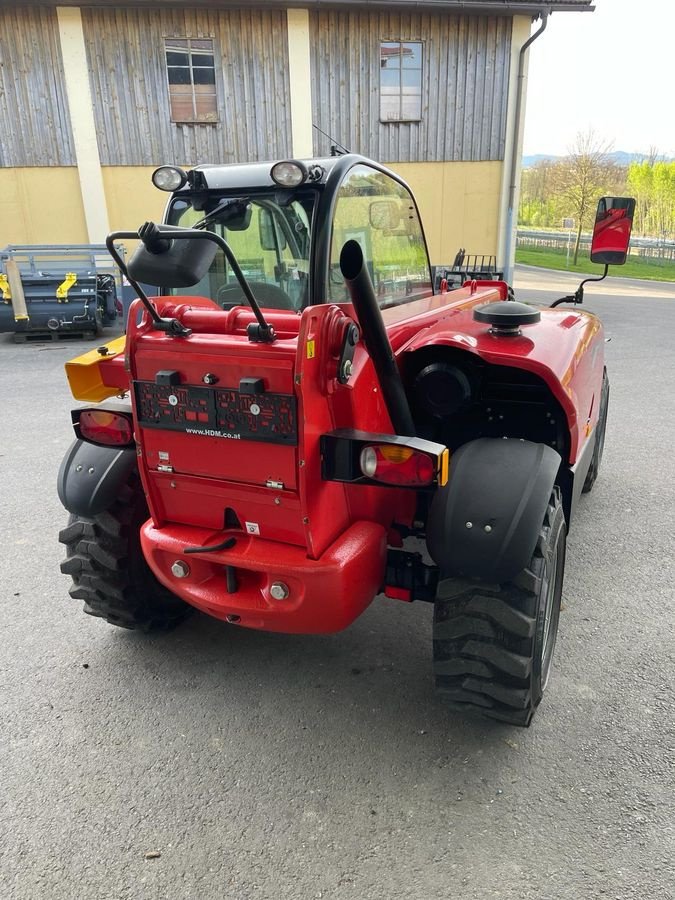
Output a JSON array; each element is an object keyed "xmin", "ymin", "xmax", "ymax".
[
  {"xmin": 127, "ymin": 224, "xmax": 218, "ymax": 287},
  {"xmin": 590, "ymin": 197, "xmax": 636, "ymax": 266}
]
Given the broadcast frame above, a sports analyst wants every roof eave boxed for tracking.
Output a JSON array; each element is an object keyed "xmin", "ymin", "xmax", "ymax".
[{"xmin": 0, "ymin": 0, "xmax": 595, "ymax": 12}]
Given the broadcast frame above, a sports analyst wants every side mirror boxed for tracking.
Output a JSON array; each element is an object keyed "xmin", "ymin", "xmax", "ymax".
[
  {"xmin": 369, "ymin": 200, "xmax": 401, "ymax": 231},
  {"xmin": 127, "ymin": 223, "xmax": 218, "ymax": 287},
  {"xmin": 259, "ymin": 208, "xmax": 286, "ymax": 251},
  {"xmin": 590, "ymin": 197, "xmax": 636, "ymax": 266}
]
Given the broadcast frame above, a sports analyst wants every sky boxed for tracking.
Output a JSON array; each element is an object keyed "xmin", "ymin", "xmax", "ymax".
[{"xmin": 522, "ymin": 0, "xmax": 675, "ymax": 157}]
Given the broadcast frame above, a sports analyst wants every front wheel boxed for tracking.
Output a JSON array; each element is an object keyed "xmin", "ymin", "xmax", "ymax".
[
  {"xmin": 582, "ymin": 370, "xmax": 609, "ymax": 493},
  {"xmin": 433, "ymin": 489, "xmax": 566, "ymax": 726}
]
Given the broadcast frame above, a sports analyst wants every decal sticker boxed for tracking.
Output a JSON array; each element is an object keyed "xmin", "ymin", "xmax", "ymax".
[
  {"xmin": 245, "ymin": 522, "xmax": 260, "ymax": 535},
  {"xmin": 306, "ymin": 339, "xmax": 315, "ymax": 359},
  {"xmin": 134, "ymin": 381, "xmax": 297, "ymax": 446}
]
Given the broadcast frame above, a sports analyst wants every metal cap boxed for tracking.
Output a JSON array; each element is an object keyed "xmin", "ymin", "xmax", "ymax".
[{"xmin": 473, "ymin": 301, "xmax": 541, "ymax": 329}]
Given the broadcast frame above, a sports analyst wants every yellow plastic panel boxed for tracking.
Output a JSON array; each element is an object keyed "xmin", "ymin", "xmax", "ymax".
[{"xmin": 65, "ymin": 335, "xmax": 127, "ymax": 402}]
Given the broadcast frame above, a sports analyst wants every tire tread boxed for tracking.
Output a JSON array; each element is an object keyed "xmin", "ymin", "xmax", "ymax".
[
  {"xmin": 433, "ymin": 490, "xmax": 565, "ymax": 727},
  {"xmin": 58, "ymin": 473, "xmax": 190, "ymax": 632}
]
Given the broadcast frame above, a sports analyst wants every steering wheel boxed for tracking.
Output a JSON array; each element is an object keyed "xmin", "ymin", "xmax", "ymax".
[{"xmin": 217, "ymin": 281, "xmax": 294, "ymax": 311}]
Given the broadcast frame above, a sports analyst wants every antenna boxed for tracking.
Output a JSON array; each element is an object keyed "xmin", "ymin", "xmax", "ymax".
[{"xmin": 312, "ymin": 124, "xmax": 350, "ymax": 157}]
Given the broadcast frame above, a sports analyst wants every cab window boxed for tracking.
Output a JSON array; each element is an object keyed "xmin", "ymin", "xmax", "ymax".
[
  {"xmin": 328, "ymin": 164, "xmax": 432, "ymax": 307},
  {"xmin": 168, "ymin": 194, "xmax": 313, "ymax": 310}
]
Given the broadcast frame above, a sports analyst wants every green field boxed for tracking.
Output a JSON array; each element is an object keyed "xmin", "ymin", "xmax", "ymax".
[{"xmin": 515, "ymin": 245, "xmax": 675, "ymax": 282}]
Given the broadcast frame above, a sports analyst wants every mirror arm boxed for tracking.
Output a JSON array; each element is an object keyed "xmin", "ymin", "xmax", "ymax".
[
  {"xmin": 107, "ymin": 227, "xmax": 276, "ymax": 343},
  {"xmin": 155, "ymin": 227, "xmax": 275, "ymax": 343},
  {"xmin": 550, "ymin": 264, "xmax": 609, "ymax": 308},
  {"xmin": 577, "ymin": 264, "xmax": 609, "ymax": 295}
]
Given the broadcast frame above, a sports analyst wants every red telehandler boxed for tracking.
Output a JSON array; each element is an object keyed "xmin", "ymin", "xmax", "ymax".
[{"xmin": 57, "ymin": 156, "xmax": 634, "ymax": 725}]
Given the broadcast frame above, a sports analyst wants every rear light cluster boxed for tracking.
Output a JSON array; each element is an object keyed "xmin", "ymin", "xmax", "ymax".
[
  {"xmin": 73, "ymin": 408, "xmax": 134, "ymax": 447},
  {"xmin": 321, "ymin": 429, "xmax": 449, "ymax": 489},
  {"xmin": 360, "ymin": 444, "xmax": 436, "ymax": 486}
]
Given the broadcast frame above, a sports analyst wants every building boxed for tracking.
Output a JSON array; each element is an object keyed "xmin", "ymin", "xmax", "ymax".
[{"xmin": 0, "ymin": 1, "xmax": 592, "ymax": 276}]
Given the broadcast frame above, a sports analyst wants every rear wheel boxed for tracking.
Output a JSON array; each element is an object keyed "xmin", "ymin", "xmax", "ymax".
[
  {"xmin": 59, "ymin": 472, "xmax": 192, "ymax": 631},
  {"xmin": 433, "ymin": 489, "xmax": 566, "ymax": 726},
  {"xmin": 582, "ymin": 371, "xmax": 609, "ymax": 493}
]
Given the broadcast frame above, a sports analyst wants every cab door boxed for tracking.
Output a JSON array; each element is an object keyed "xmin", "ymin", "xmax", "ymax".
[{"xmin": 317, "ymin": 161, "xmax": 433, "ymax": 309}]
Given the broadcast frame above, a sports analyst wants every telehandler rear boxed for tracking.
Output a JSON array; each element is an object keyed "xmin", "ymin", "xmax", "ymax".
[{"xmin": 57, "ymin": 156, "xmax": 634, "ymax": 725}]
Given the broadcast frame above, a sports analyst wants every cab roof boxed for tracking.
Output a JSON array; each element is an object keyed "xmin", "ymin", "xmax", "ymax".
[{"xmin": 187, "ymin": 157, "xmax": 345, "ymax": 192}]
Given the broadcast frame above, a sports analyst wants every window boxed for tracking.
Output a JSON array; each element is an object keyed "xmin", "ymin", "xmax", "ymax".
[
  {"xmin": 379, "ymin": 41, "xmax": 423, "ymax": 122},
  {"xmin": 165, "ymin": 39, "xmax": 217, "ymax": 123},
  {"xmin": 167, "ymin": 193, "xmax": 316, "ymax": 310},
  {"xmin": 329, "ymin": 165, "xmax": 432, "ymax": 309}
]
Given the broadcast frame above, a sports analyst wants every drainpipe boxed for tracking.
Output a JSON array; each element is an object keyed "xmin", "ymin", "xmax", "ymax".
[{"xmin": 502, "ymin": 12, "xmax": 548, "ymax": 285}]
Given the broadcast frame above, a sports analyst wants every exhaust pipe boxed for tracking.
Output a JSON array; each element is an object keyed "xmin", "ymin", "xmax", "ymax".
[{"xmin": 339, "ymin": 240, "xmax": 415, "ymax": 436}]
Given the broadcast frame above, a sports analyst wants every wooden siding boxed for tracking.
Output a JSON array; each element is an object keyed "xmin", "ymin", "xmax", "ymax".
[
  {"xmin": 0, "ymin": 7, "xmax": 75, "ymax": 166},
  {"xmin": 82, "ymin": 7, "xmax": 292, "ymax": 166},
  {"xmin": 309, "ymin": 10, "xmax": 512, "ymax": 163}
]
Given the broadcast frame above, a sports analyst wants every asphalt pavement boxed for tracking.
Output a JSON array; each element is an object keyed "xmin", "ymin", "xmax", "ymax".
[{"xmin": 1, "ymin": 267, "xmax": 674, "ymax": 900}]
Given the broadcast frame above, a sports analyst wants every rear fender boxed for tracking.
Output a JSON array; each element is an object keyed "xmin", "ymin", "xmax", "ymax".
[
  {"xmin": 57, "ymin": 439, "xmax": 137, "ymax": 517},
  {"xmin": 426, "ymin": 438, "xmax": 561, "ymax": 583}
]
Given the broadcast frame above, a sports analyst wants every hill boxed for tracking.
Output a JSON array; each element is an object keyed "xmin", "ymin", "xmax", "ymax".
[{"xmin": 522, "ymin": 151, "xmax": 674, "ymax": 168}]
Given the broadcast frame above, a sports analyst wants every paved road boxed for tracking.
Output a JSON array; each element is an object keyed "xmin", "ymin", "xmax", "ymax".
[{"xmin": 1, "ymin": 268, "xmax": 674, "ymax": 900}]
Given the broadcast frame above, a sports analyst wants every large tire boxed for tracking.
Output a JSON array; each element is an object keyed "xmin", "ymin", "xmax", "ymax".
[
  {"xmin": 582, "ymin": 370, "xmax": 609, "ymax": 493},
  {"xmin": 433, "ymin": 489, "xmax": 566, "ymax": 726},
  {"xmin": 58, "ymin": 472, "xmax": 192, "ymax": 631}
]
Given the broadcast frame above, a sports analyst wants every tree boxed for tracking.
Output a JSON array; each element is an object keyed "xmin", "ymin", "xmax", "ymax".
[
  {"xmin": 553, "ymin": 130, "xmax": 616, "ymax": 264},
  {"xmin": 627, "ymin": 159, "xmax": 675, "ymax": 239}
]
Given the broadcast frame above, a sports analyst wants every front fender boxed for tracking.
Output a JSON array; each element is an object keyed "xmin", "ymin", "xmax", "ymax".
[
  {"xmin": 396, "ymin": 304, "xmax": 605, "ymax": 465},
  {"xmin": 426, "ymin": 438, "xmax": 561, "ymax": 583},
  {"xmin": 57, "ymin": 439, "xmax": 136, "ymax": 517}
]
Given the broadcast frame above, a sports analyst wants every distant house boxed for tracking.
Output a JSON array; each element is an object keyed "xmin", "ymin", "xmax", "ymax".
[{"xmin": 0, "ymin": 1, "xmax": 592, "ymax": 276}]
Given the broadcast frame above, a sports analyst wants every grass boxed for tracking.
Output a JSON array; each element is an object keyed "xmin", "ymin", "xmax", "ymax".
[{"xmin": 515, "ymin": 245, "xmax": 675, "ymax": 282}]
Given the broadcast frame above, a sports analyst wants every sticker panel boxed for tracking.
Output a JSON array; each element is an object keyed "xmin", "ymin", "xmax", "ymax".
[{"xmin": 134, "ymin": 381, "xmax": 297, "ymax": 445}]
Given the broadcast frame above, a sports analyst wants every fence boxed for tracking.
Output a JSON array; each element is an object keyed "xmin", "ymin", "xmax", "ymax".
[{"xmin": 517, "ymin": 230, "xmax": 675, "ymax": 264}]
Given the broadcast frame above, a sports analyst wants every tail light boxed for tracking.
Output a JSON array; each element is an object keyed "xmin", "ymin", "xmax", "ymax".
[
  {"xmin": 72, "ymin": 408, "xmax": 134, "ymax": 447},
  {"xmin": 321, "ymin": 429, "xmax": 448, "ymax": 489},
  {"xmin": 360, "ymin": 444, "xmax": 436, "ymax": 486}
]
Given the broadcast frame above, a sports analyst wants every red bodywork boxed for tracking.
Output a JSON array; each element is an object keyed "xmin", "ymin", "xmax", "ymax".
[{"xmin": 99, "ymin": 282, "xmax": 604, "ymax": 633}]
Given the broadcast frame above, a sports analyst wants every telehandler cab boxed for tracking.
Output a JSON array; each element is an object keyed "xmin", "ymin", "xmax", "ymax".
[{"xmin": 57, "ymin": 156, "xmax": 634, "ymax": 725}]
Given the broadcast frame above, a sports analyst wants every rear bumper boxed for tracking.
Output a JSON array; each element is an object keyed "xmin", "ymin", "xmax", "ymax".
[{"xmin": 140, "ymin": 520, "xmax": 387, "ymax": 634}]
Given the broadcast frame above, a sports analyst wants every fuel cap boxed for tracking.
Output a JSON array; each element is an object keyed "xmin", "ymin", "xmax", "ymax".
[{"xmin": 473, "ymin": 301, "xmax": 541, "ymax": 334}]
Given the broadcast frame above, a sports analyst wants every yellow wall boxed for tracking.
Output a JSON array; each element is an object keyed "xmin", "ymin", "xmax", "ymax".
[
  {"xmin": 0, "ymin": 162, "xmax": 504, "ymax": 270},
  {"xmin": 386, "ymin": 160, "xmax": 503, "ymax": 267},
  {"xmin": 0, "ymin": 168, "xmax": 88, "ymax": 247},
  {"xmin": 102, "ymin": 167, "xmax": 170, "ymax": 233}
]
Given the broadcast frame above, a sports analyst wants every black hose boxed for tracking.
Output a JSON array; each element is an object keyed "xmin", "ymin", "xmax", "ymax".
[{"xmin": 339, "ymin": 240, "xmax": 416, "ymax": 437}]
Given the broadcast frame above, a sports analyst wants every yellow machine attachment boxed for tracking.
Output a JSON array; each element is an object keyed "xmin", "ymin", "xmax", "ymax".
[
  {"xmin": 0, "ymin": 273, "xmax": 11, "ymax": 302},
  {"xmin": 56, "ymin": 272, "xmax": 77, "ymax": 302}
]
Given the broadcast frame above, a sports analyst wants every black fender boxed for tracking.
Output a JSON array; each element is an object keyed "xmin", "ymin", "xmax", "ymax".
[
  {"xmin": 57, "ymin": 439, "xmax": 137, "ymax": 517},
  {"xmin": 426, "ymin": 438, "xmax": 561, "ymax": 583}
]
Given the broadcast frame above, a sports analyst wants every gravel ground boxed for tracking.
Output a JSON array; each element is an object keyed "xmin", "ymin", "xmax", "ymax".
[{"xmin": 1, "ymin": 267, "xmax": 674, "ymax": 900}]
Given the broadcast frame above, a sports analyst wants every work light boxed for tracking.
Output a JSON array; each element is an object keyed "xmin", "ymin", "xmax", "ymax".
[
  {"xmin": 270, "ymin": 160, "xmax": 308, "ymax": 188},
  {"xmin": 151, "ymin": 165, "xmax": 188, "ymax": 192}
]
